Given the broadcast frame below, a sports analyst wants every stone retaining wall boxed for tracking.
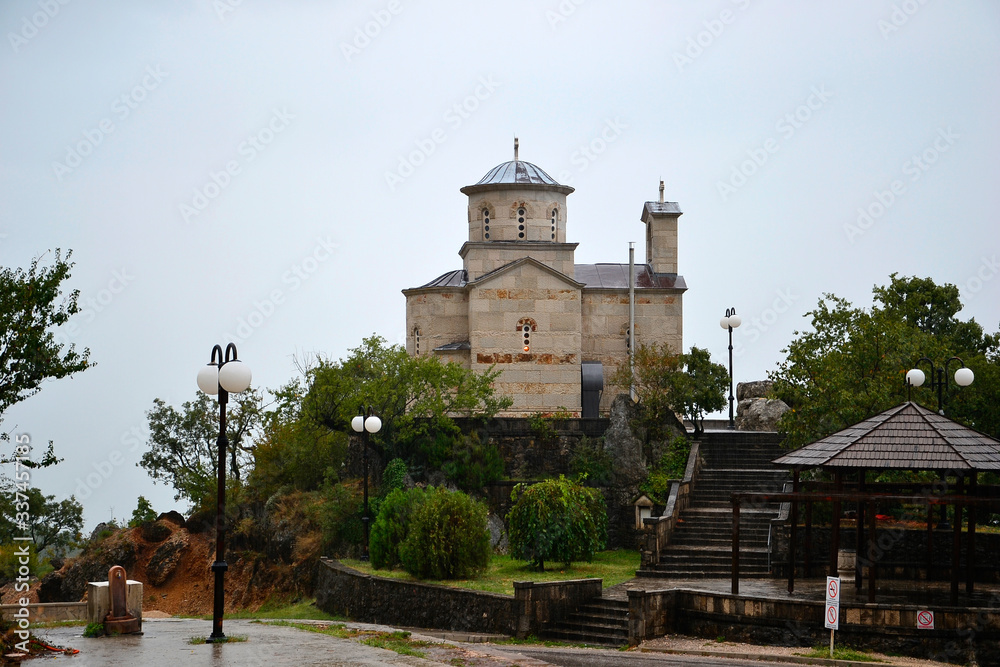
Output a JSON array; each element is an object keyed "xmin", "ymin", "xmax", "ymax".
[
  {"xmin": 0, "ymin": 601, "xmax": 87, "ymax": 623},
  {"xmin": 628, "ymin": 587, "xmax": 1000, "ymax": 662}
]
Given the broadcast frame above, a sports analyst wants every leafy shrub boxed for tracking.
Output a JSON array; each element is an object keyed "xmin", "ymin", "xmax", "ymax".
[
  {"xmin": 507, "ymin": 476, "xmax": 607, "ymax": 571},
  {"xmin": 442, "ymin": 433, "xmax": 504, "ymax": 491},
  {"xmin": 568, "ymin": 436, "xmax": 613, "ymax": 486},
  {"xmin": 398, "ymin": 488, "xmax": 490, "ymax": 579},
  {"xmin": 639, "ymin": 436, "xmax": 692, "ymax": 503},
  {"xmin": 318, "ymin": 483, "xmax": 363, "ymax": 557},
  {"xmin": 380, "ymin": 458, "xmax": 409, "ymax": 496},
  {"xmin": 370, "ymin": 487, "xmax": 429, "ymax": 570},
  {"xmin": 128, "ymin": 496, "xmax": 157, "ymax": 527}
]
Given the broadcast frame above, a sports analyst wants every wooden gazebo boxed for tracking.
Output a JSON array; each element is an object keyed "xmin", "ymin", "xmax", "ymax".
[{"xmin": 730, "ymin": 401, "xmax": 1000, "ymax": 603}]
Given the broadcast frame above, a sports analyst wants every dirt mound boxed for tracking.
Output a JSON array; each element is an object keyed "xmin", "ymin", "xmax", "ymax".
[{"xmin": 26, "ymin": 518, "xmax": 315, "ymax": 616}]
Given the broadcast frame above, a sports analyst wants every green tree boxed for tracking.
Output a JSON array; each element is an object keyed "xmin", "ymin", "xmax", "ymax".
[
  {"xmin": 301, "ymin": 335, "xmax": 511, "ymax": 478},
  {"xmin": 613, "ymin": 344, "xmax": 728, "ymax": 436},
  {"xmin": 370, "ymin": 487, "xmax": 428, "ymax": 570},
  {"xmin": 0, "ymin": 250, "xmax": 91, "ymax": 476},
  {"xmin": 0, "ymin": 487, "xmax": 83, "ymax": 556},
  {"xmin": 0, "ymin": 250, "xmax": 91, "ymax": 426},
  {"xmin": 507, "ymin": 476, "xmax": 607, "ymax": 571},
  {"xmin": 128, "ymin": 496, "xmax": 157, "ymax": 527},
  {"xmin": 771, "ymin": 275, "xmax": 1000, "ymax": 449},
  {"xmin": 140, "ymin": 390, "xmax": 264, "ymax": 509}
]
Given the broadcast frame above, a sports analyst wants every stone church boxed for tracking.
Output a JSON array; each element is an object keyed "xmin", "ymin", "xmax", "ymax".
[{"xmin": 403, "ymin": 142, "xmax": 685, "ymax": 416}]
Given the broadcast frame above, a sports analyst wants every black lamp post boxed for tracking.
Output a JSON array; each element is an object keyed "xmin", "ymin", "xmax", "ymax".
[
  {"xmin": 351, "ymin": 406, "xmax": 382, "ymax": 561},
  {"xmin": 196, "ymin": 343, "xmax": 252, "ymax": 643},
  {"xmin": 719, "ymin": 307, "xmax": 742, "ymax": 430},
  {"xmin": 905, "ymin": 356, "xmax": 974, "ymax": 415}
]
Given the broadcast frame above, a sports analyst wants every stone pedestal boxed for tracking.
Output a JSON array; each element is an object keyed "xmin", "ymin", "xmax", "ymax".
[{"xmin": 87, "ymin": 580, "xmax": 143, "ymax": 631}]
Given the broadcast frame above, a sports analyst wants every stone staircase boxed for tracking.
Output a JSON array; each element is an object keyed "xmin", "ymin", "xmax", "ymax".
[
  {"xmin": 538, "ymin": 598, "xmax": 629, "ymax": 647},
  {"xmin": 639, "ymin": 431, "xmax": 789, "ymax": 578}
]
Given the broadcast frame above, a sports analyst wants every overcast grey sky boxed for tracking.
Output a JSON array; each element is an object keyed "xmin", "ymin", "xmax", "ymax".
[{"xmin": 2, "ymin": 1, "xmax": 998, "ymax": 530}]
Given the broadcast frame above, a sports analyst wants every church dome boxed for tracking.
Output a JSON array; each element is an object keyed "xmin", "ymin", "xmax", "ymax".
[
  {"xmin": 474, "ymin": 160, "xmax": 561, "ymax": 186},
  {"xmin": 460, "ymin": 142, "xmax": 574, "ymax": 196}
]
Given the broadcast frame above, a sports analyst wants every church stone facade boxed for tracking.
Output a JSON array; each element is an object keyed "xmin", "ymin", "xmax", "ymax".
[{"xmin": 403, "ymin": 145, "xmax": 686, "ymax": 416}]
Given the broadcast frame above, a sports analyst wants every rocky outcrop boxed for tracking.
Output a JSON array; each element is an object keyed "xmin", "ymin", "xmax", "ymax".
[
  {"xmin": 39, "ymin": 531, "xmax": 138, "ymax": 602},
  {"xmin": 735, "ymin": 398, "xmax": 790, "ymax": 431},
  {"xmin": 146, "ymin": 531, "xmax": 190, "ymax": 586},
  {"xmin": 602, "ymin": 395, "xmax": 649, "ymax": 488},
  {"xmin": 736, "ymin": 380, "xmax": 774, "ymax": 401}
]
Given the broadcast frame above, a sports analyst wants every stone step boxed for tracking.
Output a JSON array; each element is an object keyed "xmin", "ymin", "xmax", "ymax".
[
  {"xmin": 637, "ymin": 567, "xmax": 771, "ymax": 578},
  {"xmin": 540, "ymin": 627, "xmax": 627, "ymax": 647}
]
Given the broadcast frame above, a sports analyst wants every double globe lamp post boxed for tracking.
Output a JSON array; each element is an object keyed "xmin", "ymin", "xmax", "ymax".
[
  {"xmin": 720, "ymin": 308, "xmax": 742, "ymax": 430},
  {"xmin": 196, "ymin": 343, "xmax": 252, "ymax": 643},
  {"xmin": 905, "ymin": 356, "xmax": 974, "ymax": 415},
  {"xmin": 351, "ymin": 408, "xmax": 382, "ymax": 561}
]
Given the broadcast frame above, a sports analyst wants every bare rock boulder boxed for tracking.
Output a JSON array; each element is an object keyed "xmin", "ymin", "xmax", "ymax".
[
  {"xmin": 736, "ymin": 380, "xmax": 774, "ymax": 401},
  {"xmin": 147, "ymin": 531, "xmax": 190, "ymax": 587},
  {"xmin": 735, "ymin": 397, "xmax": 790, "ymax": 432}
]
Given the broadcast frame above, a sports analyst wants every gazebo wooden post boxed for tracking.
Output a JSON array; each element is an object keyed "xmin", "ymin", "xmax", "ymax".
[
  {"xmin": 788, "ymin": 470, "xmax": 799, "ymax": 593},
  {"xmin": 951, "ymin": 474, "xmax": 963, "ymax": 604},
  {"xmin": 926, "ymin": 488, "xmax": 934, "ymax": 579},
  {"xmin": 829, "ymin": 470, "xmax": 844, "ymax": 577},
  {"xmin": 732, "ymin": 498, "xmax": 741, "ymax": 595},
  {"xmin": 966, "ymin": 474, "xmax": 977, "ymax": 595},
  {"xmin": 856, "ymin": 469, "xmax": 866, "ymax": 590},
  {"xmin": 867, "ymin": 496, "xmax": 877, "ymax": 603},
  {"xmin": 804, "ymin": 500, "xmax": 813, "ymax": 577}
]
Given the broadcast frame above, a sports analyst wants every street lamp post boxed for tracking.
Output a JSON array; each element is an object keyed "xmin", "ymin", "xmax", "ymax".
[
  {"xmin": 720, "ymin": 308, "xmax": 742, "ymax": 430},
  {"xmin": 905, "ymin": 356, "xmax": 974, "ymax": 415},
  {"xmin": 351, "ymin": 407, "xmax": 382, "ymax": 561},
  {"xmin": 196, "ymin": 343, "xmax": 252, "ymax": 643}
]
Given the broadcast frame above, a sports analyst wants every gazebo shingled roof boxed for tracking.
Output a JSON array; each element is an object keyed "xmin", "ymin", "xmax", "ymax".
[{"xmin": 772, "ymin": 401, "xmax": 1000, "ymax": 471}]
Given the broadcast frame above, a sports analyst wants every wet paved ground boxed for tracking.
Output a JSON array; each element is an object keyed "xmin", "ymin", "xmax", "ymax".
[
  {"xmin": 606, "ymin": 576, "xmax": 1000, "ymax": 607},
  {"xmin": 31, "ymin": 619, "xmax": 456, "ymax": 666}
]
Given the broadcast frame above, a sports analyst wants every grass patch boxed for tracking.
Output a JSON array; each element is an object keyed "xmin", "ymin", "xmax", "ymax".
[
  {"xmin": 361, "ymin": 630, "xmax": 428, "ymax": 658},
  {"xmin": 33, "ymin": 620, "xmax": 86, "ymax": 629},
  {"xmin": 189, "ymin": 634, "xmax": 248, "ymax": 644},
  {"xmin": 341, "ymin": 549, "xmax": 640, "ymax": 596},
  {"xmin": 82, "ymin": 622, "xmax": 104, "ymax": 637},
  {"xmin": 798, "ymin": 646, "xmax": 885, "ymax": 662}
]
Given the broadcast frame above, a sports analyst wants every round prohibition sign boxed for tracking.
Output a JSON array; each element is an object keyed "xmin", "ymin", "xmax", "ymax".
[
  {"xmin": 917, "ymin": 610, "xmax": 934, "ymax": 628},
  {"xmin": 827, "ymin": 605, "xmax": 839, "ymax": 625},
  {"xmin": 828, "ymin": 579, "xmax": 839, "ymax": 600}
]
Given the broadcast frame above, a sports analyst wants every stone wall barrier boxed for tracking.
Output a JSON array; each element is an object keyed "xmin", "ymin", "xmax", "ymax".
[{"xmin": 513, "ymin": 577, "xmax": 602, "ymax": 638}]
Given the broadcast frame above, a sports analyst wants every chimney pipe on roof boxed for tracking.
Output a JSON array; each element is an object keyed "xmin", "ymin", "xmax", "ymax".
[
  {"xmin": 514, "ymin": 137, "xmax": 519, "ymax": 161},
  {"xmin": 659, "ymin": 180, "xmax": 664, "ymax": 204}
]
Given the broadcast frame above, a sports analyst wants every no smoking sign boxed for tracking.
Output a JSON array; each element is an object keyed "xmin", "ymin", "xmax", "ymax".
[
  {"xmin": 825, "ymin": 577, "xmax": 840, "ymax": 630},
  {"xmin": 917, "ymin": 610, "xmax": 935, "ymax": 630}
]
